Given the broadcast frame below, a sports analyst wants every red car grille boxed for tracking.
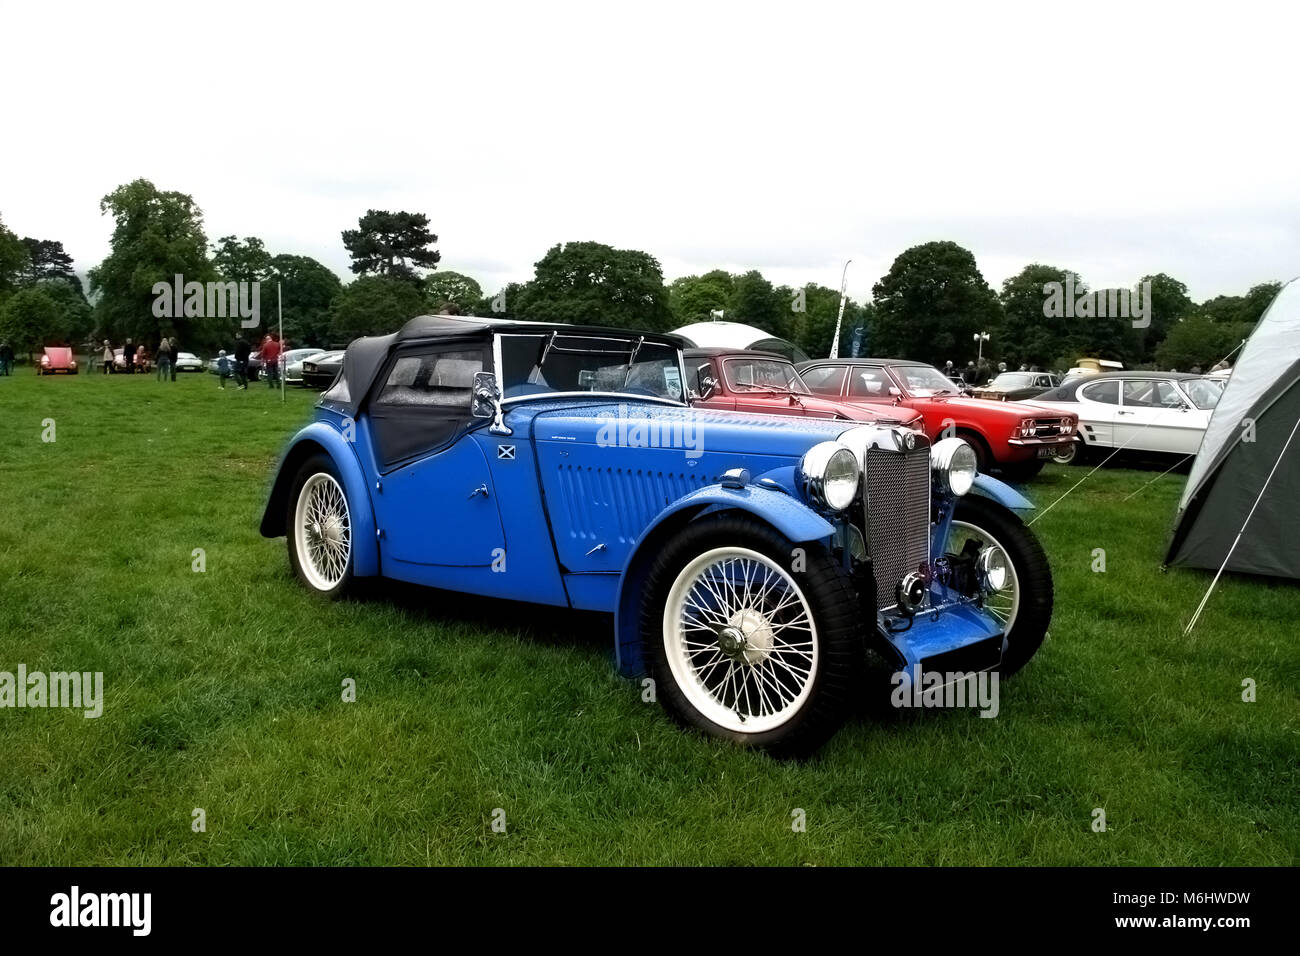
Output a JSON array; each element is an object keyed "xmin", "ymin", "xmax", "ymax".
[{"xmin": 1024, "ymin": 418, "xmax": 1071, "ymax": 439}]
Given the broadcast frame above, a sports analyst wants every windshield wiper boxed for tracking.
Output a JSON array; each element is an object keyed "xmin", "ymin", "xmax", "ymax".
[
  {"xmin": 528, "ymin": 332, "xmax": 557, "ymax": 384},
  {"xmin": 621, "ymin": 336, "xmax": 645, "ymax": 389}
]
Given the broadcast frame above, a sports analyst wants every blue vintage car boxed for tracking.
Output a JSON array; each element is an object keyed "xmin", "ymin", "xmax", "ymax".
[{"xmin": 261, "ymin": 315, "xmax": 1053, "ymax": 755}]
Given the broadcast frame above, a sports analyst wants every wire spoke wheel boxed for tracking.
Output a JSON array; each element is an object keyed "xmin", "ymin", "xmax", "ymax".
[
  {"xmin": 663, "ymin": 546, "xmax": 819, "ymax": 735},
  {"xmin": 294, "ymin": 472, "xmax": 352, "ymax": 591},
  {"xmin": 949, "ymin": 519, "xmax": 1021, "ymax": 632}
]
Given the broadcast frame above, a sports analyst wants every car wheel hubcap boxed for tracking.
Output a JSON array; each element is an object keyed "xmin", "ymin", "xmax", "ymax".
[
  {"xmin": 295, "ymin": 473, "xmax": 351, "ymax": 591},
  {"xmin": 949, "ymin": 521, "xmax": 1020, "ymax": 632},
  {"xmin": 663, "ymin": 547, "xmax": 818, "ymax": 734}
]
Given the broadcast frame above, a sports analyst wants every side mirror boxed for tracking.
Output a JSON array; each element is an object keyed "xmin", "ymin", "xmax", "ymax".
[
  {"xmin": 472, "ymin": 371, "xmax": 499, "ymax": 418},
  {"xmin": 472, "ymin": 371, "xmax": 512, "ymax": 436}
]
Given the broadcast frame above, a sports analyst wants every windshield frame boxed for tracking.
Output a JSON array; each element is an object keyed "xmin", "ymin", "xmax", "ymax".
[
  {"xmin": 721, "ymin": 356, "xmax": 812, "ymax": 396},
  {"xmin": 493, "ymin": 331, "xmax": 690, "ymax": 407},
  {"xmin": 990, "ymin": 372, "xmax": 1036, "ymax": 389},
  {"xmin": 1180, "ymin": 377, "xmax": 1224, "ymax": 410}
]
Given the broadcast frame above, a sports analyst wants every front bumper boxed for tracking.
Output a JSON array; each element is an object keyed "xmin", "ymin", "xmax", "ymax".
[{"xmin": 879, "ymin": 602, "xmax": 1004, "ymax": 682}]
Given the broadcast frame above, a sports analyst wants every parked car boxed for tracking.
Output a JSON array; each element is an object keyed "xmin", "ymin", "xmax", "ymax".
[
  {"xmin": 797, "ymin": 358, "xmax": 1079, "ymax": 478},
  {"xmin": 970, "ymin": 371, "xmax": 1062, "ymax": 402},
  {"xmin": 37, "ymin": 346, "xmax": 77, "ymax": 375},
  {"xmin": 261, "ymin": 315, "xmax": 1054, "ymax": 755},
  {"xmin": 174, "ymin": 351, "xmax": 203, "ymax": 373},
  {"xmin": 300, "ymin": 350, "xmax": 344, "ymax": 388},
  {"xmin": 686, "ymin": 348, "xmax": 924, "ymax": 429},
  {"xmin": 1064, "ymin": 358, "xmax": 1123, "ymax": 380},
  {"xmin": 112, "ymin": 347, "xmax": 152, "ymax": 373},
  {"xmin": 282, "ymin": 348, "xmax": 326, "ymax": 385},
  {"xmin": 1032, "ymin": 372, "xmax": 1222, "ymax": 462},
  {"xmin": 208, "ymin": 349, "xmax": 262, "ymax": 379}
]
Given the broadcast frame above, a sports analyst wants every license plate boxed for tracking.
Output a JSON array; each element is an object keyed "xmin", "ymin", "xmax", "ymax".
[{"xmin": 1037, "ymin": 445, "xmax": 1059, "ymax": 458}]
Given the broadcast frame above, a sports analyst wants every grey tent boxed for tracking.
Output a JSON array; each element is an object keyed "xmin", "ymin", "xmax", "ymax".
[{"xmin": 1166, "ymin": 278, "xmax": 1300, "ymax": 578}]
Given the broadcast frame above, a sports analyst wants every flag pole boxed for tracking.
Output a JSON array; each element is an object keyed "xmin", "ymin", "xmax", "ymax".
[{"xmin": 830, "ymin": 259, "xmax": 851, "ymax": 358}]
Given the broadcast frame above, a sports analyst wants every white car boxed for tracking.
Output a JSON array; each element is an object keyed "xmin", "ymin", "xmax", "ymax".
[
  {"xmin": 281, "ymin": 347, "xmax": 326, "ymax": 385},
  {"xmin": 174, "ymin": 351, "xmax": 203, "ymax": 373},
  {"xmin": 1033, "ymin": 372, "xmax": 1223, "ymax": 460}
]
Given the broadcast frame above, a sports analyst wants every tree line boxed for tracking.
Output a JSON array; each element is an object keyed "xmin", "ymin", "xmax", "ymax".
[{"xmin": 0, "ymin": 179, "xmax": 1279, "ymax": 371}]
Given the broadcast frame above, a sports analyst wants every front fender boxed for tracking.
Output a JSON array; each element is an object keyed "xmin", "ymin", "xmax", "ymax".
[
  {"xmin": 971, "ymin": 473, "xmax": 1034, "ymax": 511},
  {"xmin": 259, "ymin": 422, "xmax": 380, "ymax": 578},
  {"xmin": 612, "ymin": 483, "xmax": 836, "ymax": 677}
]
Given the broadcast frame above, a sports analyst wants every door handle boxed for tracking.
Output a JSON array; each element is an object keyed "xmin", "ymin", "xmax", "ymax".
[{"xmin": 468, "ymin": 484, "xmax": 489, "ymax": 499}]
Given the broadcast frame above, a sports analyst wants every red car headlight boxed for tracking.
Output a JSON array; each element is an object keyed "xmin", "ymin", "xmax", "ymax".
[{"xmin": 1018, "ymin": 419, "xmax": 1036, "ymax": 438}]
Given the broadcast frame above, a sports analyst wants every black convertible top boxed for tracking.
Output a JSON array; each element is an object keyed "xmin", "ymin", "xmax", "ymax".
[{"xmin": 321, "ymin": 315, "xmax": 688, "ymax": 416}]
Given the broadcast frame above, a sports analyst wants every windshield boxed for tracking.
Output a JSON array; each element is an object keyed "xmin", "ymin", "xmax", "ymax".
[
  {"xmin": 722, "ymin": 358, "xmax": 810, "ymax": 394},
  {"xmin": 499, "ymin": 332, "xmax": 685, "ymax": 402},
  {"xmin": 1183, "ymin": 378, "xmax": 1223, "ymax": 410},
  {"xmin": 896, "ymin": 365, "xmax": 958, "ymax": 396},
  {"xmin": 991, "ymin": 373, "xmax": 1034, "ymax": 388}
]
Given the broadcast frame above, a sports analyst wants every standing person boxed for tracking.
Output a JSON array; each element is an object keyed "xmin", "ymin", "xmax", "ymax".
[
  {"xmin": 0, "ymin": 340, "xmax": 12, "ymax": 376},
  {"xmin": 169, "ymin": 338, "xmax": 179, "ymax": 381},
  {"xmin": 156, "ymin": 337, "xmax": 171, "ymax": 381},
  {"xmin": 102, "ymin": 339, "xmax": 113, "ymax": 374},
  {"xmin": 217, "ymin": 350, "xmax": 231, "ymax": 389},
  {"xmin": 261, "ymin": 332, "xmax": 281, "ymax": 389},
  {"xmin": 123, "ymin": 338, "xmax": 136, "ymax": 374},
  {"xmin": 233, "ymin": 333, "xmax": 250, "ymax": 390}
]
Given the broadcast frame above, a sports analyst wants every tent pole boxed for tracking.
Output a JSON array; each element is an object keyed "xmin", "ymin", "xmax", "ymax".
[{"xmin": 1183, "ymin": 412, "xmax": 1300, "ymax": 636}]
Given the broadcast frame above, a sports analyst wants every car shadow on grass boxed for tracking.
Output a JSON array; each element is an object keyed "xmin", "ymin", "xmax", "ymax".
[{"xmin": 370, "ymin": 579, "xmax": 614, "ymax": 655}]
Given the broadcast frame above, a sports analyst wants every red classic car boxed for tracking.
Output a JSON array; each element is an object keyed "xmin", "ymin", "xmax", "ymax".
[
  {"xmin": 686, "ymin": 349, "xmax": 925, "ymax": 429},
  {"xmin": 38, "ymin": 346, "xmax": 78, "ymax": 375},
  {"xmin": 796, "ymin": 358, "xmax": 1078, "ymax": 479}
]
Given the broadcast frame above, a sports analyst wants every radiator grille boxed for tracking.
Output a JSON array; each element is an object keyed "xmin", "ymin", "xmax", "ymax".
[{"xmin": 863, "ymin": 447, "xmax": 931, "ymax": 610}]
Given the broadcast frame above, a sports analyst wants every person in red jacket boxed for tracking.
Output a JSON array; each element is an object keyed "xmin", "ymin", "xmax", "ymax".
[{"xmin": 261, "ymin": 333, "xmax": 282, "ymax": 388}]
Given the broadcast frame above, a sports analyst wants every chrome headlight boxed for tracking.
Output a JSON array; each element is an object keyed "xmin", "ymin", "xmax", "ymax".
[
  {"xmin": 798, "ymin": 441, "xmax": 860, "ymax": 511},
  {"xmin": 930, "ymin": 436, "xmax": 978, "ymax": 496}
]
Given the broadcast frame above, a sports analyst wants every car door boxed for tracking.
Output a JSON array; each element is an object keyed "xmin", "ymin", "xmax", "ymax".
[
  {"xmin": 689, "ymin": 357, "xmax": 735, "ymax": 410},
  {"xmin": 846, "ymin": 365, "xmax": 899, "ymax": 405},
  {"xmin": 799, "ymin": 364, "xmax": 848, "ymax": 399},
  {"xmin": 724, "ymin": 358, "xmax": 802, "ymax": 416},
  {"xmin": 1075, "ymin": 379, "xmax": 1121, "ymax": 448},
  {"xmin": 366, "ymin": 342, "xmax": 505, "ymax": 567},
  {"xmin": 1116, "ymin": 378, "xmax": 1204, "ymax": 454},
  {"xmin": 1171, "ymin": 381, "xmax": 1214, "ymax": 454}
]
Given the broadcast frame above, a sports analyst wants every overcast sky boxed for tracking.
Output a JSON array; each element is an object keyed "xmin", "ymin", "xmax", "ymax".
[{"xmin": 2, "ymin": 0, "xmax": 1297, "ymax": 305}]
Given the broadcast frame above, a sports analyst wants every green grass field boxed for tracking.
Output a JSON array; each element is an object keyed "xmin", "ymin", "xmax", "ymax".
[{"xmin": 0, "ymin": 368, "xmax": 1295, "ymax": 866}]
